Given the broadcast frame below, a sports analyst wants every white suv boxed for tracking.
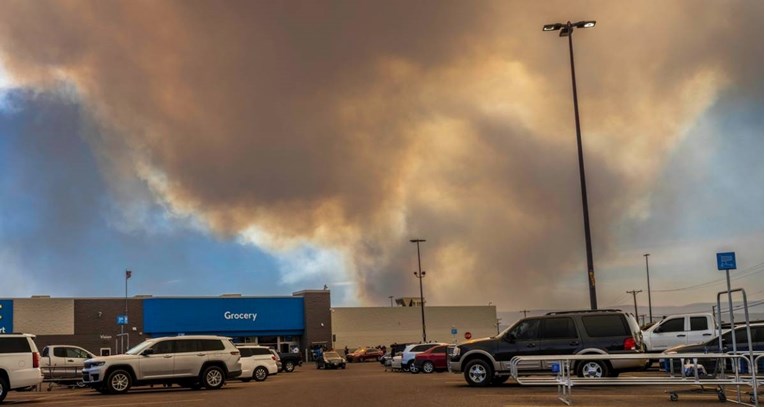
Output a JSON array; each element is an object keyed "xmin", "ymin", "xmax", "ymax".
[
  {"xmin": 82, "ymin": 335, "xmax": 241, "ymax": 394},
  {"xmin": 236, "ymin": 346, "xmax": 278, "ymax": 382},
  {"xmin": 0, "ymin": 333, "xmax": 44, "ymax": 403}
]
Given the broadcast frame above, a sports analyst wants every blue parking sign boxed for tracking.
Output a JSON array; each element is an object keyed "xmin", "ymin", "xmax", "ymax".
[
  {"xmin": 716, "ymin": 252, "xmax": 736, "ymax": 270},
  {"xmin": 117, "ymin": 315, "xmax": 128, "ymax": 325},
  {"xmin": 451, "ymin": 328, "xmax": 458, "ymax": 335}
]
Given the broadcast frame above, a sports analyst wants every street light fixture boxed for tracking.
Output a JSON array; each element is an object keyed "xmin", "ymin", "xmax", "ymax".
[
  {"xmin": 543, "ymin": 20, "xmax": 598, "ymax": 310},
  {"xmin": 410, "ymin": 239, "xmax": 427, "ymax": 342},
  {"xmin": 644, "ymin": 253, "xmax": 653, "ymax": 324}
]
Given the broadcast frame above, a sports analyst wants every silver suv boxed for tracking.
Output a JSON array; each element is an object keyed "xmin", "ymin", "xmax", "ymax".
[
  {"xmin": 82, "ymin": 335, "xmax": 241, "ymax": 394},
  {"xmin": 0, "ymin": 334, "xmax": 43, "ymax": 403}
]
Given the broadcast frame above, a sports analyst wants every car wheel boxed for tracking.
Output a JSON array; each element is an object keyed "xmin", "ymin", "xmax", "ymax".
[
  {"xmin": 576, "ymin": 360, "xmax": 609, "ymax": 378},
  {"xmin": 284, "ymin": 361, "xmax": 295, "ymax": 372},
  {"xmin": 106, "ymin": 369, "xmax": 132, "ymax": 394},
  {"xmin": 423, "ymin": 361, "xmax": 435, "ymax": 374},
  {"xmin": 464, "ymin": 359, "xmax": 493, "ymax": 387},
  {"xmin": 409, "ymin": 363, "xmax": 419, "ymax": 373},
  {"xmin": 254, "ymin": 366, "xmax": 268, "ymax": 382},
  {"xmin": 201, "ymin": 366, "xmax": 225, "ymax": 389},
  {"xmin": 0, "ymin": 375, "xmax": 8, "ymax": 403}
]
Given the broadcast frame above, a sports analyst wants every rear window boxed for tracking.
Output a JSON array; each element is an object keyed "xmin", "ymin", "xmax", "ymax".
[
  {"xmin": 582, "ymin": 315, "xmax": 630, "ymax": 337},
  {"xmin": 690, "ymin": 317, "xmax": 708, "ymax": 331},
  {"xmin": 0, "ymin": 337, "xmax": 32, "ymax": 353},
  {"xmin": 657, "ymin": 318, "xmax": 684, "ymax": 333},
  {"xmin": 199, "ymin": 340, "xmax": 225, "ymax": 351},
  {"xmin": 431, "ymin": 346, "xmax": 446, "ymax": 353},
  {"xmin": 251, "ymin": 348, "xmax": 271, "ymax": 356},
  {"xmin": 541, "ymin": 318, "xmax": 578, "ymax": 339},
  {"xmin": 239, "ymin": 348, "xmax": 252, "ymax": 357},
  {"xmin": 54, "ymin": 347, "xmax": 68, "ymax": 357},
  {"xmin": 412, "ymin": 344, "xmax": 434, "ymax": 352}
]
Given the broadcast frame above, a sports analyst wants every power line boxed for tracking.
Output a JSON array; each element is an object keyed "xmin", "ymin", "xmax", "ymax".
[{"xmin": 653, "ymin": 265, "xmax": 763, "ymax": 293}]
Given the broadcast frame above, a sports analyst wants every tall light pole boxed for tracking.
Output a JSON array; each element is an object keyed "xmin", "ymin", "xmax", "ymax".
[
  {"xmin": 543, "ymin": 20, "xmax": 598, "ymax": 310},
  {"xmin": 410, "ymin": 239, "xmax": 427, "ymax": 342},
  {"xmin": 644, "ymin": 254, "xmax": 653, "ymax": 324},
  {"xmin": 388, "ymin": 296, "xmax": 394, "ymax": 307}
]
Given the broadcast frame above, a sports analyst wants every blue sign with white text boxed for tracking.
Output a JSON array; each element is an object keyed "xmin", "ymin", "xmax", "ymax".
[
  {"xmin": 116, "ymin": 315, "xmax": 128, "ymax": 325},
  {"xmin": 717, "ymin": 252, "xmax": 737, "ymax": 270},
  {"xmin": 0, "ymin": 300, "xmax": 12, "ymax": 334},
  {"xmin": 143, "ymin": 297, "xmax": 305, "ymax": 336}
]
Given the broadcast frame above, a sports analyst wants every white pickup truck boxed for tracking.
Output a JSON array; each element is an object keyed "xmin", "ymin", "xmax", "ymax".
[
  {"xmin": 642, "ymin": 313, "xmax": 717, "ymax": 352},
  {"xmin": 40, "ymin": 345, "xmax": 95, "ymax": 384}
]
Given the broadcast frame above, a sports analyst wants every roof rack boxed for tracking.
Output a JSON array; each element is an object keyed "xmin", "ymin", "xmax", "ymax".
[{"xmin": 545, "ymin": 309, "xmax": 622, "ymax": 315}]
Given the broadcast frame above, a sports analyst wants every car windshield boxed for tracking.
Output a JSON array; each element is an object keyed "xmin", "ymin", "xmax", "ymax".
[
  {"xmin": 125, "ymin": 340, "xmax": 154, "ymax": 355},
  {"xmin": 325, "ymin": 352, "xmax": 340, "ymax": 358}
]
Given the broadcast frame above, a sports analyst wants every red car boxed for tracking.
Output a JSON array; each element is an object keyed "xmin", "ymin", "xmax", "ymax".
[
  {"xmin": 346, "ymin": 347, "xmax": 384, "ymax": 362},
  {"xmin": 411, "ymin": 344, "xmax": 449, "ymax": 373}
]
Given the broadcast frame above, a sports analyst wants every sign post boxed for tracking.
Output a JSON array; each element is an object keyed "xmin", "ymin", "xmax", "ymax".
[
  {"xmin": 451, "ymin": 327, "xmax": 458, "ymax": 343},
  {"xmin": 716, "ymin": 252, "xmax": 737, "ymax": 356}
]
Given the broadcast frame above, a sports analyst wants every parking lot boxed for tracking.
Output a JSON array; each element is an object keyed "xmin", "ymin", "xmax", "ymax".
[{"xmin": 4, "ymin": 362, "xmax": 757, "ymax": 406}]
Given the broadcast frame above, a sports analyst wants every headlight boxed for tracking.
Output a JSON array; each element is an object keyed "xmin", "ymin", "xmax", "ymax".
[
  {"xmin": 89, "ymin": 361, "xmax": 106, "ymax": 367},
  {"xmin": 452, "ymin": 347, "xmax": 461, "ymax": 357}
]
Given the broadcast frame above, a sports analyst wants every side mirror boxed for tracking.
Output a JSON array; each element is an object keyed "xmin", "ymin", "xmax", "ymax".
[
  {"xmin": 504, "ymin": 333, "xmax": 516, "ymax": 343},
  {"xmin": 141, "ymin": 349, "xmax": 154, "ymax": 356}
]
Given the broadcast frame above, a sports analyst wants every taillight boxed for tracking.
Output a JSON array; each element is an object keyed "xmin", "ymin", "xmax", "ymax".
[
  {"xmin": 231, "ymin": 351, "xmax": 240, "ymax": 356},
  {"xmin": 624, "ymin": 337, "xmax": 636, "ymax": 350},
  {"xmin": 33, "ymin": 352, "xmax": 40, "ymax": 368},
  {"xmin": 271, "ymin": 355, "xmax": 276, "ymax": 360}
]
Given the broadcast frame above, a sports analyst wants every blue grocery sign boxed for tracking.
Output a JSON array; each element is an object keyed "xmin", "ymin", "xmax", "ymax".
[
  {"xmin": 143, "ymin": 297, "xmax": 305, "ymax": 337},
  {"xmin": 716, "ymin": 252, "xmax": 737, "ymax": 270},
  {"xmin": 0, "ymin": 300, "xmax": 12, "ymax": 334},
  {"xmin": 116, "ymin": 315, "xmax": 128, "ymax": 325}
]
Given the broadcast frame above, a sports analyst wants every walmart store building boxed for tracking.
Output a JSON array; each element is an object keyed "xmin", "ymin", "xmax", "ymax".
[
  {"xmin": 0, "ymin": 290, "xmax": 498, "ymax": 357},
  {"xmin": 0, "ymin": 290, "xmax": 331, "ymax": 356}
]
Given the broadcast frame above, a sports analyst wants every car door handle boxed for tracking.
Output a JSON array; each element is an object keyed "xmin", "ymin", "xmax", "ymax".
[
  {"xmin": 196, "ymin": 353, "xmax": 206, "ymax": 356},
  {"xmin": 677, "ymin": 334, "xmax": 686, "ymax": 337},
  {"xmin": 569, "ymin": 341, "xmax": 580, "ymax": 346},
  {"xmin": 163, "ymin": 355, "xmax": 173, "ymax": 358},
  {"xmin": 67, "ymin": 359, "xmax": 74, "ymax": 362},
  {"xmin": 526, "ymin": 343, "xmax": 536, "ymax": 348},
  {"xmin": 702, "ymin": 334, "xmax": 712, "ymax": 336}
]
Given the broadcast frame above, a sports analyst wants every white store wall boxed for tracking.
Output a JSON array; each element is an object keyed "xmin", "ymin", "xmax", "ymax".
[{"xmin": 331, "ymin": 306, "xmax": 498, "ymax": 350}]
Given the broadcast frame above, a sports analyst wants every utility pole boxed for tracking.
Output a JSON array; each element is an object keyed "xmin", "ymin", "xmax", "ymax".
[
  {"xmin": 388, "ymin": 296, "xmax": 394, "ymax": 307},
  {"xmin": 626, "ymin": 289, "xmax": 642, "ymax": 320}
]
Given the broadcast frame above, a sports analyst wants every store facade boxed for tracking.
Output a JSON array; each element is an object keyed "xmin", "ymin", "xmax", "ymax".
[{"xmin": 2, "ymin": 290, "xmax": 331, "ymax": 356}]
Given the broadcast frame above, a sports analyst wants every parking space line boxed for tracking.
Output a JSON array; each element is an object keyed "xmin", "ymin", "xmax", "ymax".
[{"xmin": 62, "ymin": 399, "xmax": 204, "ymax": 406}]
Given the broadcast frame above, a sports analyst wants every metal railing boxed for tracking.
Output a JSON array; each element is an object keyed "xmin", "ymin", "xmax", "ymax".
[{"xmin": 509, "ymin": 352, "xmax": 763, "ymax": 406}]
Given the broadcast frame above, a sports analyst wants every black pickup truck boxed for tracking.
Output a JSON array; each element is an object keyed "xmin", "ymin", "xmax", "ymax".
[{"xmin": 278, "ymin": 352, "xmax": 303, "ymax": 372}]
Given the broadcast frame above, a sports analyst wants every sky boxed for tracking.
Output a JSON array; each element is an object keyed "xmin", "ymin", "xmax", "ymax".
[{"xmin": 0, "ymin": 0, "xmax": 762, "ymax": 312}]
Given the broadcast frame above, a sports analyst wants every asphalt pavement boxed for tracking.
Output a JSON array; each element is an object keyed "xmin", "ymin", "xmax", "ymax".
[{"xmin": 3, "ymin": 362, "xmax": 760, "ymax": 406}]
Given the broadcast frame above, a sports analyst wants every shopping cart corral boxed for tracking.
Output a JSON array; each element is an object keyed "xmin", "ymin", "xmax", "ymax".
[{"xmin": 509, "ymin": 353, "xmax": 763, "ymax": 406}]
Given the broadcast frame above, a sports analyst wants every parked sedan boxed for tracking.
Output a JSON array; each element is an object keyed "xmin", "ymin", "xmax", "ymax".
[
  {"xmin": 318, "ymin": 351, "xmax": 347, "ymax": 369},
  {"xmin": 346, "ymin": 347, "xmax": 383, "ymax": 363},
  {"xmin": 412, "ymin": 344, "xmax": 449, "ymax": 374},
  {"xmin": 662, "ymin": 323, "xmax": 764, "ymax": 375}
]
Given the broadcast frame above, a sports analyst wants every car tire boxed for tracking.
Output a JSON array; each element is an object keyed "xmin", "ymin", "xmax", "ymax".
[
  {"xmin": 284, "ymin": 361, "xmax": 295, "ymax": 373},
  {"xmin": 201, "ymin": 366, "xmax": 225, "ymax": 390},
  {"xmin": 464, "ymin": 359, "xmax": 493, "ymax": 387},
  {"xmin": 106, "ymin": 369, "xmax": 132, "ymax": 394},
  {"xmin": 253, "ymin": 366, "xmax": 268, "ymax": 382},
  {"xmin": 0, "ymin": 375, "xmax": 8, "ymax": 403},
  {"xmin": 409, "ymin": 363, "xmax": 419, "ymax": 374},
  {"xmin": 576, "ymin": 360, "xmax": 609, "ymax": 378},
  {"xmin": 423, "ymin": 361, "xmax": 435, "ymax": 374}
]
